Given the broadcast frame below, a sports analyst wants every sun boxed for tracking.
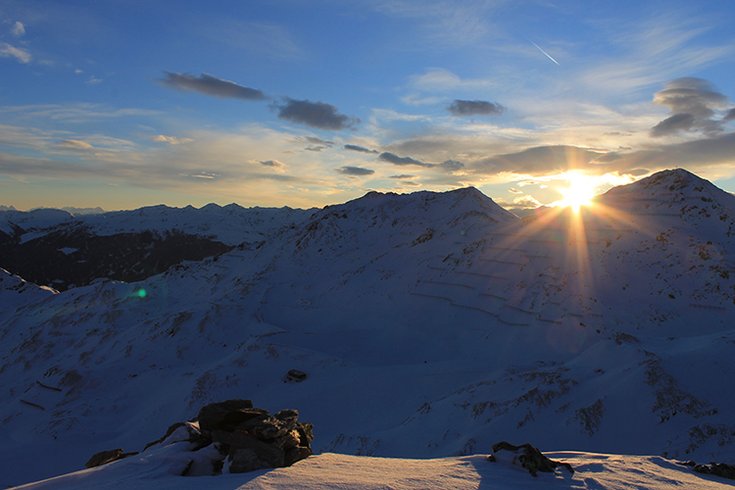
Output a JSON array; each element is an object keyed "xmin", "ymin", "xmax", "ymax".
[{"xmin": 557, "ymin": 173, "xmax": 596, "ymax": 212}]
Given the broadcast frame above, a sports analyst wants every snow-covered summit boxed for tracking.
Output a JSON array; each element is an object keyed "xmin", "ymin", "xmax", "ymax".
[{"xmin": 598, "ymin": 168, "xmax": 735, "ymax": 222}]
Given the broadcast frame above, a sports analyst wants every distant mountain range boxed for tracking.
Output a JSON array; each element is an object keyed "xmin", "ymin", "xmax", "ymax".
[{"xmin": 2, "ymin": 168, "xmax": 734, "ymax": 487}]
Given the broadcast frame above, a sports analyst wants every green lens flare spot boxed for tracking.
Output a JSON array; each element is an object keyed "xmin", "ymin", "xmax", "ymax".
[{"xmin": 135, "ymin": 288, "xmax": 147, "ymax": 298}]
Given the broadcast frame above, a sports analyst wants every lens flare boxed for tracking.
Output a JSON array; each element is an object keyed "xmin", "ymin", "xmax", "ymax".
[{"xmin": 134, "ymin": 288, "xmax": 147, "ymax": 298}]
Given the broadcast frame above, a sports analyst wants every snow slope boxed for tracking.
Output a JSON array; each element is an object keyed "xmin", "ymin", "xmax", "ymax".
[
  {"xmin": 2, "ymin": 169, "xmax": 735, "ymax": 486},
  {"xmin": 14, "ymin": 449, "xmax": 735, "ymax": 490}
]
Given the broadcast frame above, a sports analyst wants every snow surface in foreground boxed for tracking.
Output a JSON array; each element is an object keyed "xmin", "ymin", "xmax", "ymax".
[{"xmin": 13, "ymin": 449, "xmax": 734, "ymax": 490}]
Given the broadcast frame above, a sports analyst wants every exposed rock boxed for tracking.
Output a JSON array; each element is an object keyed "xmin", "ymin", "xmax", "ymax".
[
  {"xmin": 285, "ymin": 446, "xmax": 313, "ymax": 466},
  {"xmin": 83, "ymin": 400, "xmax": 312, "ymax": 476},
  {"xmin": 679, "ymin": 460, "xmax": 735, "ymax": 480},
  {"xmin": 196, "ymin": 399, "xmax": 256, "ymax": 431},
  {"xmin": 285, "ymin": 369, "xmax": 307, "ymax": 382},
  {"xmin": 488, "ymin": 441, "xmax": 574, "ymax": 477},
  {"xmin": 85, "ymin": 448, "xmax": 134, "ymax": 468}
]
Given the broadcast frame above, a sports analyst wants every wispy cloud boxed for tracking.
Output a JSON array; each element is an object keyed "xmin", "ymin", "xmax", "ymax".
[
  {"xmin": 0, "ymin": 103, "xmax": 160, "ymax": 123},
  {"xmin": 152, "ymin": 134, "xmax": 193, "ymax": 145},
  {"xmin": 578, "ymin": 13, "xmax": 733, "ymax": 94},
  {"xmin": 198, "ymin": 20, "xmax": 305, "ymax": 60},
  {"xmin": 276, "ymin": 98, "xmax": 357, "ymax": 130},
  {"xmin": 371, "ymin": 0, "xmax": 498, "ymax": 48},
  {"xmin": 11, "ymin": 21, "xmax": 25, "ymax": 37},
  {"xmin": 162, "ymin": 72, "xmax": 266, "ymax": 100},
  {"xmin": 0, "ymin": 42, "xmax": 31, "ymax": 63},
  {"xmin": 57, "ymin": 139, "xmax": 93, "ymax": 151},
  {"xmin": 409, "ymin": 68, "xmax": 496, "ymax": 92}
]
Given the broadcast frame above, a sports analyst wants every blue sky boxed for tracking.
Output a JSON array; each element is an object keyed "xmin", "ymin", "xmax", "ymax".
[{"xmin": 1, "ymin": 0, "xmax": 735, "ymax": 210}]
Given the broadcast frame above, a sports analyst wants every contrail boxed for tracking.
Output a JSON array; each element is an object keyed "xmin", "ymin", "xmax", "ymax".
[{"xmin": 531, "ymin": 41, "xmax": 559, "ymax": 65}]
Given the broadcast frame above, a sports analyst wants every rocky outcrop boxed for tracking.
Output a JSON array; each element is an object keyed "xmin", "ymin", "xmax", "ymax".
[
  {"xmin": 679, "ymin": 460, "xmax": 735, "ymax": 480},
  {"xmin": 85, "ymin": 399, "xmax": 313, "ymax": 476},
  {"xmin": 487, "ymin": 441, "xmax": 574, "ymax": 477}
]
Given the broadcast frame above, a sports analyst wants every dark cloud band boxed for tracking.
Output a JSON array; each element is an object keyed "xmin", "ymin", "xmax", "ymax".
[
  {"xmin": 448, "ymin": 99, "xmax": 504, "ymax": 117},
  {"xmin": 276, "ymin": 98, "xmax": 357, "ymax": 130},
  {"xmin": 379, "ymin": 152, "xmax": 433, "ymax": 167},
  {"xmin": 344, "ymin": 144, "xmax": 378, "ymax": 154},
  {"xmin": 162, "ymin": 72, "xmax": 266, "ymax": 100},
  {"xmin": 338, "ymin": 166, "xmax": 375, "ymax": 176}
]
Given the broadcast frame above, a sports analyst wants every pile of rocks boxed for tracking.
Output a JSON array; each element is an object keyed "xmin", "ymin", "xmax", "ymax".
[
  {"xmin": 487, "ymin": 441, "xmax": 574, "ymax": 477},
  {"xmin": 86, "ymin": 399, "xmax": 313, "ymax": 475}
]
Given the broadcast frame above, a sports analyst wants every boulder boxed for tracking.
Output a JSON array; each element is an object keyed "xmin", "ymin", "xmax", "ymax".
[
  {"xmin": 488, "ymin": 441, "xmax": 574, "ymax": 477},
  {"xmin": 196, "ymin": 399, "xmax": 258, "ymax": 431},
  {"xmin": 284, "ymin": 369, "xmax": 307, "ymax": 382},
  {"xmin": 83, "ymin": 399, "xmax": 313, "ymax": 476}
]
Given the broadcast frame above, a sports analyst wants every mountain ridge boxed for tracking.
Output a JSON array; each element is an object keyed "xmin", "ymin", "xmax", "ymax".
[{"xmin": 2, "ymin": 168, "xmax": 735, "ymax": 486}]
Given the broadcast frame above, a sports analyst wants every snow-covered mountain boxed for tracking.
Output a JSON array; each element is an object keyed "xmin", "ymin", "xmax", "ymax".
[
  {"xmin": 0, "ymin": 204, "xmax": 310, "ymax": 290},
  {"xmin": 2, "ymin": 169, "xmax": 735, "ymax": 487}
]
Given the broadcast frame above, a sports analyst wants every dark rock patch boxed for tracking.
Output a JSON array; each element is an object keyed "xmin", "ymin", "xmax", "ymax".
[
  {"xmin": 284, "ymin": 369, "xmax": 308, "ymax": 383},
  {"xmin": 487, "ymin": 441, "xmax": 574, "ymax": 477},
  {"xmin": 85, "ymin": 448, "xmax": 137, "ymax": 468},
  {"xmin": 679, "ymin": 460, "xmax": 735, "ymax": 480},
  {"xmin": 0, "ymin": 227, "xmax": 231, "ymax": 290},
  {"xmin": 85, "ymin": 399, "xmax": 313, "ymax": 475}
]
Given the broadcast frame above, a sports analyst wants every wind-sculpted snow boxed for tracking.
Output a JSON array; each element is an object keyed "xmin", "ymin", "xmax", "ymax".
[{"xmin": 1, "ymin": 170, "xmax": 735, "ymax": 486}]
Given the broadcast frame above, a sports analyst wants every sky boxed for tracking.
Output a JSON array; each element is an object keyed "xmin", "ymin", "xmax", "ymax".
[{"xmin": 1, "ymin": 0, "xmax": 735, "ymax": 211}]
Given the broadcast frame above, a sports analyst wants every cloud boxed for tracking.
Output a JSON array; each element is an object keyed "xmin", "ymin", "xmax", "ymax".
[
  {"xmin": 259, "ymin": 159, "xmax": 284, "ymax": 168},
  {"xmin": 198, "ymin": 20, "xmax": 304, "ymax": 60},
  {"xmin": 408, "ymin": 68, "xmax": 494, "ymax": 92},
  {"xmin": 301, "ymin": 136, "xmax": 334, "ymax": 151},
  {"xmin": 448, "ymin": 99, "xmax": 504, "ymax": 117},
  {"xmin": 508, "ymin": 195, "xmax": 542, "ymax": 209},
  {"xmin": 11, "ymin": 21, "xmax": 25, "ymax": 37},
  {"xmin": 57, "ymin": 139, "xmax": 93, "ymax": 151},
  {"xmin": 650, "ymin": 77, "xmax": 729, "ymax": 137},
  {"xmin": 183, "ymin": 171, "xmax": 219, "ymax": 180},
  {"xmin": 724, "ymin": 108, "xmax": 735, "ymax": 122},
  {"xmin": 389, "ymin": 174, "xmax": 414, "ymax": 179},
  {"xmin": 371, "ymin": 1, "xmax": 496, "ymax": 48},
  {"xmin": 152, "ymin": 134, "xmax": 193, "ymax": 145},
  {"xmin": 603, "ymin": 131, "xmax": 735, "ymax": 171},
  {"xmin": 650, "ymin": 113, "xmax": 695, "ymax": 137},
  {"xmin": 161, "ymin": 72, "xmax": 266, "ymax": 100},
  {"xmin": 475, "ymin": 145, "xmax": 604, "ymax": 174},
  {"xmin": 276, "ymin": 98, "xmax": 357, "ymax": 130},
  {"xmin": 338, "ymin": 166, "xmax": 375, "ymax": 176},
  {"xmin": 439, "ymin": 159, "xmax": 464, "ymax": 171},
  {"xmin": 379, "ymin": 151, "xmax": 433, "ymax": 167},
  {"xmin": 344, "ymin": 144, "xmax": 378, "ymax": 154},
  {"xmin": 0, "ymin": 42, "xmax": 31, "ymax": 63},
  {"xmin": 508, "ymin": 187, "xmax": 522, "ymax": 194}
]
